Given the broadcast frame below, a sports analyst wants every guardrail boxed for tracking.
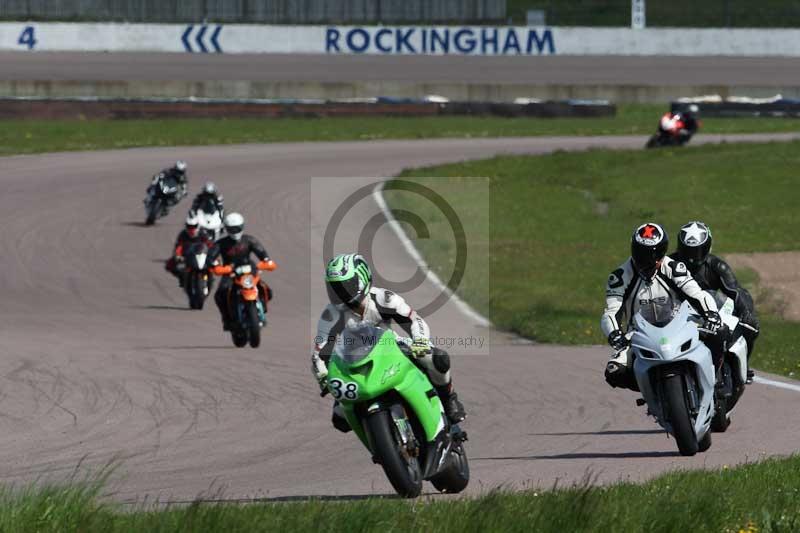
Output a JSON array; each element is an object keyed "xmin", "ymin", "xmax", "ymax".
[{"xmin": 0, "ymin": 96, "xmax": 615, "ymax": 120}]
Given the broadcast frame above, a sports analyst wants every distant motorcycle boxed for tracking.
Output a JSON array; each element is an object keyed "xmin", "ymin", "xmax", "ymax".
[
  {"xmin": 178, "ymin": 240, "xmax": 214, "ymax": 310},
  {"xmin": 144, "ymin": 173, "xmax": 183, "ymax": 225},
  {"xmin": 191, "ymin": 199, "xmax": 223, "ymax": 240},
  {"xmin": 646, "ymin": 111, "xmax": 699, "ymax": 148},
  {"xmin": 212, "ymin": 258, "xmax": 276, "ymax": 348}
]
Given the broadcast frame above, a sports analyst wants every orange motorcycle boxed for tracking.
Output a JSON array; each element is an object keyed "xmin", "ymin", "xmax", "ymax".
[{"xmin": 212, "ymin": 259, "xmax": 276, "ymax": 348}]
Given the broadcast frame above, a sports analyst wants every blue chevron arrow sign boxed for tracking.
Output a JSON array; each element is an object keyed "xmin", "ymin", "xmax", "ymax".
[{"xmin": 182, "ymin": 25, "xmax": 223, "ymax": 53}]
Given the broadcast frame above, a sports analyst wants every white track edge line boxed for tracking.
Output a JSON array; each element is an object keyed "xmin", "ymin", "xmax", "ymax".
[
  {"xmin": 372, "ymin": 182, "xmax": 492, "ymax": 328},
  {"xmin": 753, "ymin": 375, "xmax": 800, "ymax": 393}
]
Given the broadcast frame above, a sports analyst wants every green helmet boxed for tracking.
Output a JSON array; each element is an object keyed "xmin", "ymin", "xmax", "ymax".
[{"xmin": 325, "ymin": 253, "xmax": 372, "ymax": 307}]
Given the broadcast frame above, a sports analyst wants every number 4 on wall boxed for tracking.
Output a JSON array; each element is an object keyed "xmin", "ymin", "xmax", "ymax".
[{"xmin": 18, "ymin": 26, "xmax": 37, "ymax": 50}]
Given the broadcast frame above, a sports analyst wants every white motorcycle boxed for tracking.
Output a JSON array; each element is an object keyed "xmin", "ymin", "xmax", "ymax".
[
  {"xmin": 624, "ymin": 294, "xmax": 747, "ymax": 456},
  {"xmin": 191, "ymin": 199, "xmax": 223, "ymax": 240}
]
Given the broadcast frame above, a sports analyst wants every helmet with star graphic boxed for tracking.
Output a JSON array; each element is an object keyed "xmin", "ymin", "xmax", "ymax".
[
  {"xmin": 676, "ymin": 221, "xmax": 712, "ymax": 269},
  {"xmin": 631, "ymin": 222, "xmax": 668, "ymax": 280}
]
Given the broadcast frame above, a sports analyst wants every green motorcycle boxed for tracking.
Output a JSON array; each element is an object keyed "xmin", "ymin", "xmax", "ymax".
[{"xmin": 326, "ymin": 325, "xmax": 469, "ymax": 498}]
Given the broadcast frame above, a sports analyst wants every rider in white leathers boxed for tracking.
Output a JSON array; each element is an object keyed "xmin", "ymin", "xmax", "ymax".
[
  {"xmin": 312, "ymin": 253, "xmax": 466, "ymax": 431},
  {"xmin": 601, "ymin": 222, "xmax": 723, "ymax": 390}
]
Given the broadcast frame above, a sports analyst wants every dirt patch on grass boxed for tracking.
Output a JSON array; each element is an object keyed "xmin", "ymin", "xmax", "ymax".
[{"xmin": 726, "ymin": 252, "xmax": 800, "ymax": 321}]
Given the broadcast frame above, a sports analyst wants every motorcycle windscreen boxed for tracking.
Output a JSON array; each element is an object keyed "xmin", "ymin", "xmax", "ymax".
[
  {"xmin": 200, "ymin": 198, "xmax": 217, "ymax": 213},
  {"xmin": 334, "ymin": 325, "xmax": 394, "ymax": 365},
  {"xmin": 638, "ymin": 297, "xmax": 679, "ymax": 327}
]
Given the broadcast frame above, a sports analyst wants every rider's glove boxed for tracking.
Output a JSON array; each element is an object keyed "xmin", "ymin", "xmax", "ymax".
[
  {"xmin": 312, "ymin": 352, "xmax": 329, "ymax": 394},
  {"xmin": 607, "ymin": 329, "xmax": 629, "ymax": 352},
  {"xmin": 410, "ymin": 337, "xmax": 432, "ymax": 358},
  {"xmin": 704, "ymin": 311, "xmax": 722, "ymax": 333}
]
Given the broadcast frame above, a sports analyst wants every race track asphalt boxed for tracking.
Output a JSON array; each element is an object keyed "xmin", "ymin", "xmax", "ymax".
[{"xmin": 2, "ymin": 133, "xmax": 799, "ymax": 502}]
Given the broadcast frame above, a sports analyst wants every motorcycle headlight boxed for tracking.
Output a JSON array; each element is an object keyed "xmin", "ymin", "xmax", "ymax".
[
  {"xmin": 241, "ymin": 275, "xmax": 255, "ymax": 289},
  {"xmin": 235, "ymin": 264, "xmax": 252, "ymax": 275}
]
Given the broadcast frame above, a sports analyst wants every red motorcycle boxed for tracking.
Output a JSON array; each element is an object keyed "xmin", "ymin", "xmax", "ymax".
[{"xmin": 646, "ymin": 111, "xmax": 700, "ymax": 148}]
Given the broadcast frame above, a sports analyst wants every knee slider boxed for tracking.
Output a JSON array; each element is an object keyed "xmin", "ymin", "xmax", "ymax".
[{"xmin": 432, "ymin": 348, "xmax": 450, "ymax": 374}]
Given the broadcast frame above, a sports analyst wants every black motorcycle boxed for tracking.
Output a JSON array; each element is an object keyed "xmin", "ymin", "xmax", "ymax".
[
  {"xmin": 179, "ymin": 240, "xmax": 215, "ymax": 310},
  {"xmin": 144, "ymin": 173, "xmax": 183, "ymax": 225}
]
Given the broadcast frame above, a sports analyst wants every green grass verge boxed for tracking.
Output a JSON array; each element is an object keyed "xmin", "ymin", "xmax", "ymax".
[
  {"xmin": 5, "ymin": 455, "xmax": 800, "ymax": 532},
  {"xmin": 3, "ymin": 105, "xmax": 800, "ymax": 156},
  {"xmin": 393, "ymin": 141, "xmax": 800, "ymax": 377}
]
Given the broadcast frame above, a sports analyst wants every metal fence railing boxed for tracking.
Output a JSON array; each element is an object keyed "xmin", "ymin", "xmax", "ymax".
[{"xmin": 0, "ymin": 0, "xmax": 507, "ymax": 24}]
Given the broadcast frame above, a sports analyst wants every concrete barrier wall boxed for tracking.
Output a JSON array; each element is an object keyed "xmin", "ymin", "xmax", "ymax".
[{"xmin": 4, "ymin": 22, "xmax": 800, "ymax": 56}]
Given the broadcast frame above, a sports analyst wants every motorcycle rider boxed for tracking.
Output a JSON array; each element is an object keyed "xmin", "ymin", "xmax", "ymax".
[
  {"xmin": 209, "ymin": 212, "xmax": 273, "ymax": 330},
  {"xmin": 672, "ymin": 221, "xmax": 759, "ymax": 382},
  {"xmin": 601, "ymin": 222, "xmax": 724, "ymax": 391},
  {"xmin": 165, "ymin": 214, "xmax": 215, "ymax": 287},
  {"xmin": 156, "ymin": 160, "xmax": 188, "ymax": 198},
  {"xmin": 311, "ymin": 253, "xmax": 466, "ymax": 432},
  {"xmin": 658, "ymin": 104, "xmax": 699, "ymax": 140},
  {"xmin": 191, "ymin": 181, "xmax": 224, "ymax": 217}
]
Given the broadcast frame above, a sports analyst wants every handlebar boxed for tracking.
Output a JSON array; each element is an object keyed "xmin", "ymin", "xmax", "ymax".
[
  {"xmin": 211, "ymin": 260, "xmax": 277, "ymax": 277},
  {"xmin": 211, "ymin": 264, "xmax": 233, "ymax": 276},
  {"xmin": 258, "ymin": 259, "xmax": 277, "ymax": 271}
]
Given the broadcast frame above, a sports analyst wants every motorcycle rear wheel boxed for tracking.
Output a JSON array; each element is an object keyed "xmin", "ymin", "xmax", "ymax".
[{"xmin": 429, "ymin": 439, "xmax": 470, "ymax": 493}]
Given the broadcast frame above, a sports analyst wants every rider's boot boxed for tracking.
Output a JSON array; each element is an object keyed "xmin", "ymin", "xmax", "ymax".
[
  {"xmin": 331, "ymin": 401, "xmax": 351, "ymax": 433},
  {"xmin": 436, "ymin": 382, "xmax": 466, "ymax": 424},
  {"xmin": 604, "ymin": 348, "xmax": 639, "ymax": 391}
]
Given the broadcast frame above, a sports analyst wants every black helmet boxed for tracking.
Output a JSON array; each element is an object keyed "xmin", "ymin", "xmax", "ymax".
[
  {"xmin": 631, "ymin": 222, "xmax": 668, "ymax": 280},
  {"xmin": 677, "ymin": 221, "xmax": 712, "ymax": 269}
]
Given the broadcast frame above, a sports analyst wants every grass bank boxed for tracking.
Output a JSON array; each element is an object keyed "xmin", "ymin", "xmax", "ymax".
[
  {"xmin": 6, "ymin": 455, "xmax": 800, "ymax": 532},
  {"xmin": 392, "ymin": 141, "xmax": 800, "ymax": 377},
  {"xmin": 3, "ymin": 105, "xmax": 800, "ymax": 156}
]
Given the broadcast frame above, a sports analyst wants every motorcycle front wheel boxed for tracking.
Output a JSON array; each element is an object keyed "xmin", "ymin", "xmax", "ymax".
[
  {"xmin": 663, "ymin": 373, "xmax": 699, "ymax": 456},
  {"xmin": 246, "ymin": 302, "xmax": 261, "ymax": 348},
  {"xmin": 145, "ymin": 198, "xmax": 162, "ymax": 225},
  {"xmin": 365, "ymin": 410, "xmax": 423, "ymax": 498}
]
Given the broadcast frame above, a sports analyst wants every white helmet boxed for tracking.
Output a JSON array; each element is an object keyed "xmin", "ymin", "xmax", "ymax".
[
  {"xmin": 175, "ymin": 160, "xmax": 187, "ymax": 173},
  {"xmin": 203, "ymin": 181, "xmax": 217, "ymax": 194},
  {"xmin": 185, "ymin": 212, "xmax": 199, "ymax": 236},
  {"xmin": 224, "ymin": 212, "xmax": 244, "ymax": 241}
]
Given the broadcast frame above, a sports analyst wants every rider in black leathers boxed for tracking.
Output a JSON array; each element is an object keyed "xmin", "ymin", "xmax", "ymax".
[
  {"xmin": 157, "ymin": 160, "xmax": 188, "ymax": 200},
  {"xmin": 165, "ymin": 215, "xmax": 216, "ymax": 286},
  {"xmin": 208, "ymin": 212, "xmax": 273, "ymax": 329},
  {"xmin": 673, "ymin": 221, "xmax": 759, "ymax": 382},
  {"xmin": 191, "ymin": 181, "xmax": 224, "ymax": 217}
]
